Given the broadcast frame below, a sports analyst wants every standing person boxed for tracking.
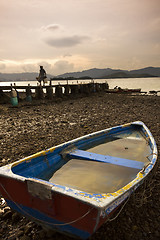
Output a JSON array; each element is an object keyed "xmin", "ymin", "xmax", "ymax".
[{"xmin": 37, "ymin": 66, "xmax": 47, "ymax": 85}]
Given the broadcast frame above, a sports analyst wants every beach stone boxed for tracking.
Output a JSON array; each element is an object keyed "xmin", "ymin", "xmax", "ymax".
[
  {"xmin": 69, "ymin": 122, "xmax": 76, "ymax": 126},
  {"xmin": 24, "ymin": 222, "xmax": 33, "ymax": 234},
  {"xmin": 12, "ymin": 212, "xmax": 20, "ymax": 223},
  {"xmin": 124, "ymin": 232, "xmax": 133, "ymax": 240},
  {"xmin": 3, "ymin": 210, "xmax": 12, "ymax": 219},
  {"xmin": 16, "ymin": 230, "xmax": 24, "ymax": 237},
  {"xmin": 61, "ymin": 120, "xmax": 68, "ymax": 124},
  {"xmin": 54, "ymin": 117, "xmax": 59, "ymax": 122},
  {"xmin": 1, "ymin": 159, "xmax": 7, "ymax": 164},
  {"xmin": 1, "ymin": 222, "xmax": 8, "ymax": 230},
  {"xmin": 32, "ymin": 234, "xmax": 40, "ymax": 240},
  {"xmin": 45, "ymin": 229, "xmax": 56, "ymax": 238},
  {"xmin": 19, "ymin": 235, "xmax": 31, "ymax": 240},
  {"xmin": 24, "ymin": 225, "xmax": 32, "ymax": 234},
  {"xmin": 132, "ymin": 225, "xmax": 139, "ymax": 231},
  {"xmin": 155, "ymin": 230, "xmax": 160, "ymax": 237},
  {"xmin": 38, "ymin": 229, "xmax": 46, "ymax": 238},
  {"xmin": 0, "ymin": 208, "xmax": 4, "ymax": 215},
  {"xmin": 4, "ymin": 206, "xmax": 10, "ymax": 211},
  {"xmin": 0, "ymin": 225, "xmax": 4, "ymax": 234},
  {"xmin": 7, "ymin": 233, "xmax": 17, "ymax": 240}
]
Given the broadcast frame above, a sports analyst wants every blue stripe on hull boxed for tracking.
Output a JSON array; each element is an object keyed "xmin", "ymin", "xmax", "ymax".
[{"xmin": 6, "ymin": 199, "xmax": 90, "ymax": 239}]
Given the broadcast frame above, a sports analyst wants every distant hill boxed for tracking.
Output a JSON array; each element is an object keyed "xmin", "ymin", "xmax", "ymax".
[
  {"xmin": 57, "ymin": 68, "xmax": 125, "ymax": 79},
  {"xmin": 101, "ymin": 71, "xmax": 157, "ymax": 79},
  {"xmin": 129, "ymin": 67, "xmax": 160, "ymax": 76},
  {"xmin": 0, "ymin": 72, "xmax": 53, "ymax": 81},
  {"xmin": 57, "ymin": 67, "xmax": 160, "ymax": 79},
  {"xmin": 0, "ymin": 67, "xmax": 159, "ymax": 81}
]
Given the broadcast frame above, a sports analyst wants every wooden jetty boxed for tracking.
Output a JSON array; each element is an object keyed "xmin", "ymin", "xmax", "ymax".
[{"xmin": 0, "ymin": 82, "xmax": 109, "ymax": 105}]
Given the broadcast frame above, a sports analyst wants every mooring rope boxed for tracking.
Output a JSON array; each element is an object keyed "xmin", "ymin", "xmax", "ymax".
[
  {"xmin": 132, "ymin": 168, "xmax": 158, "ymax": 208},
  {"xmin": 107, "ymin": 195, "xmax": 130, "ymax": 222}
]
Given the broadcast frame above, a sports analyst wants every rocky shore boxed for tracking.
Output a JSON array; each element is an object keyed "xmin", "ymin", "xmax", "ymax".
[{"xmin": 0, "ymin": 93, "xmax": 160, "ymax": 240}]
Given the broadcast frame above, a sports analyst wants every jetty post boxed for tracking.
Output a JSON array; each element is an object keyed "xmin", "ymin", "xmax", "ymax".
[
  {"xmin": 64, "ymin": 85, "xmax": 70, "ymax": 95},
  {"xmin": 55, "ymin": 84, "xmax": 63, "ymax": 98},
  {"xmin": 70, "ymin": 84, "xmax": 79, "ymax": 95},
  {"xmin": 46, "ymin": 85, "xmax": 54, "ymax": 99},
  {"xmin": 26, "ymin": 84, "xmax": 32, "ymax": 102},
  {"xmin": 35, "ymin": 84, "xmax": 44, "ymax": 99},
  {"xmin": 0, "ymin": 81, "xmax": 111, "ymax": 104}
]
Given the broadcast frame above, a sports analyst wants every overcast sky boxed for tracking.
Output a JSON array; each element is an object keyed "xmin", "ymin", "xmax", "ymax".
[{"xmin": 0, "ymin": 0, "xmax": 160, "ymax": 75}]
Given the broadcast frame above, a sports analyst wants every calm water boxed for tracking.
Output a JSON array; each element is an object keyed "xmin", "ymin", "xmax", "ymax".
[
  {"xmin": 0, "ymin": 77, "xmax": 160, "ymax": 93},
  {"xmin": 106, "ymin": 77, "xmax": 160, "ymax": 92}
]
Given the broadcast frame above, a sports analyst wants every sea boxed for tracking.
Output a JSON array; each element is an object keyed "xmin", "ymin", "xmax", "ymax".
[{"xmin": 0, "ymin": 77, "xmax": 160, "ymax": 95}]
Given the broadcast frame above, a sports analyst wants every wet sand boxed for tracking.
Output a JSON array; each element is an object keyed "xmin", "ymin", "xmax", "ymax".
[{"xmin": 0, "ymin": 93, "xmax": 160, "ymax": 240}]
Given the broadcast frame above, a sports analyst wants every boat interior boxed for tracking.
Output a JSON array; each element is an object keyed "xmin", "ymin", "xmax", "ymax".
[{"xmin": 12, "ymin": 124, "xmax": 152, "ymax": 194}]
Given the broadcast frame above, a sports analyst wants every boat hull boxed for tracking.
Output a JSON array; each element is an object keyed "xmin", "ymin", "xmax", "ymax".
[
  {"xmin": 0, "ymin": 121, "xmax": 157, "ymax": 239},
  {"xmin": 106, "ymin": 88, "xmax": 141, "ymax": 93},
  {"xmin": 0, "ymin": 175, "xmax": 126, "ymax": 239}
]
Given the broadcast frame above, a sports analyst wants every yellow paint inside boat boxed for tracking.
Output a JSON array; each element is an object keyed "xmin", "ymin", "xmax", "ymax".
[{"xmin": 12, "ymin": 148, "xmax": 55, "ymax": 167}]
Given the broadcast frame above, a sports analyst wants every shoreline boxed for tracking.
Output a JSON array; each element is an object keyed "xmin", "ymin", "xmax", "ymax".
[{"xmin": 0, "ymin": 93, "xmax": 160, "ymax": 240}]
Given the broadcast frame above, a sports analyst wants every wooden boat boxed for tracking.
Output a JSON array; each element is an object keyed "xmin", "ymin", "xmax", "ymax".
[
  {"xmin": 126, "ymin": 88, "xmax": 141, "ymax": 93},
  {"xmin": 106, "ymin": 88, "xmax": 141, "ymax": 93},
  {"xmin": 0, "ymin": 121, "xmax": 157, "ymax": 239}
]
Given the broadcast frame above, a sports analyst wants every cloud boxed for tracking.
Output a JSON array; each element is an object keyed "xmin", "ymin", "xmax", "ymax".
[
  {"xmin": 37, "ymin": 61, "xmax": 52, "ymax": 69},
  {"xmin": 45, "ymin": 35, "xmax": 90, "ymax": 48},
  {"xmin": 52, "ymin": 60, "xmax": 74, "ymax": 75},
  {"xmin": 37, "ymin": 61, "xmax": 53, "ymax": 73},
  {"xmin": 42, "ymin": 24, "xmax": 61, "ymax": 32},
  {"xmin": 1, "ymin": 0, "xmax": 160, "ymax": 73},
  {"xmin": 63, "ymin": 53, "xmax": 72, "ymax": 58},
  {"xmin": 0, "ymin": 62, "xmax": 6, "ymax": 71}
]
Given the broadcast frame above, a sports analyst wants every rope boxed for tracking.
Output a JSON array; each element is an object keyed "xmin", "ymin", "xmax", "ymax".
[
  {"xmin": 107, "ymin": 195, "xmax": 130, "ymax": 222},
  {"xmin": 146, "ymin": 152, "xmax": 157, "ymax": 160},
  {"xmin": 132, "ymin": 170, "xmax": 157, "ymax": 208},
  {"xmin": 141, "ymin": 152, "xmax": 157, "ymax": 173},
  {"xmin": 140, "ymin": 130, "xmax": 150, "ymax": 145},
  {"xmin": 140, "ymin": 163, "xmax": 151, "ymax": 174},
  {"xmin": 0, "ymin": 183, "xmax": 93, "ymax": 226}
]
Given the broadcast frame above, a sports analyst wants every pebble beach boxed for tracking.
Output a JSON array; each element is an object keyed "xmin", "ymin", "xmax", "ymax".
[{"xmin": 0, "ymin": 92, "xmax": 160, "ymax": 240}]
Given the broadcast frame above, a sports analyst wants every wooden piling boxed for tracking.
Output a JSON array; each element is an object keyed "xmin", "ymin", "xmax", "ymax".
[
  {"xmin": 35, "ymin": 85, "xmax": 44, "ymax": 99},
  {"xmin": 83, "ymin": 84, "xmax": 89, "ymax": 94},
  {"xmin": 55, "ymin": 85, "xmax": 63, "ymax": 98},
  {"xmin": 87, "ymin": 83, "xmax": 94, "ymax": 93},
  {"xmin": 79, "ymin": 84, "xmax": 84, "ymax": 94},
  {"xmin": 64, "ymin": 85, "xmax": 70, "ymax": 95},
  {"xmin": 26, "ymin": 84, "xmax": 32, "ymax": 102},
  {"xmin": 46, "ymin": 86, "xmax": 54, "ymax": 99},
  {"xmin": 70, "ymin": 85, "xmax": 79, "ymax": 95}
]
